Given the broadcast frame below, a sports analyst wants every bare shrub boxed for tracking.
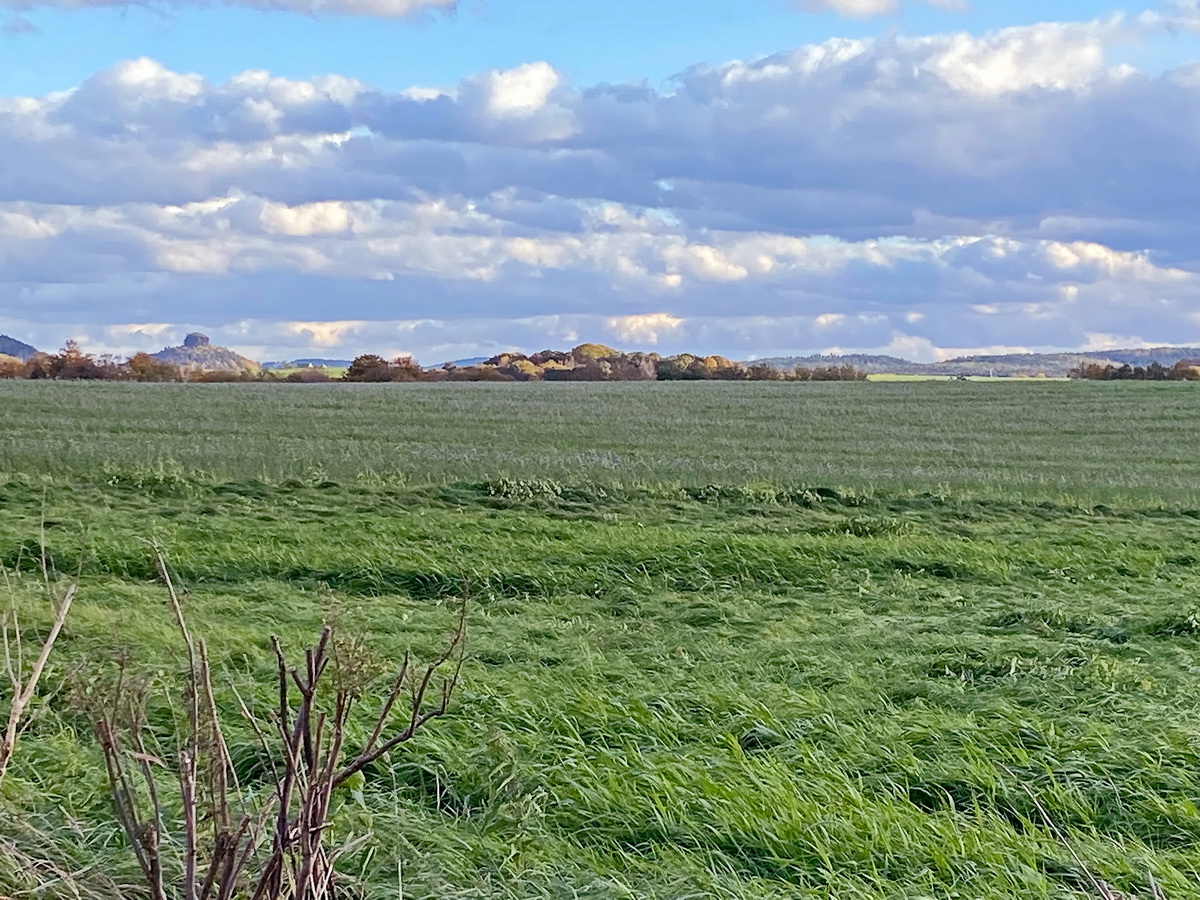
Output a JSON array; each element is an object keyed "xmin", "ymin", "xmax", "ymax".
[{"xmin": 84, "ymin": 552, "xmax": 466, "ymax": 900}]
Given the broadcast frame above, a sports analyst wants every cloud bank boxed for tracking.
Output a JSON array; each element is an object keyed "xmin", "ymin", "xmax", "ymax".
[{"xmin": 2, "ymin": 11, "xmax": 1200, "ymax": 362}]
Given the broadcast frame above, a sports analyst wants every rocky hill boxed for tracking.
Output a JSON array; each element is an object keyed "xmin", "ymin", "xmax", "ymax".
[
  {"xmin": 0, "ymin": 335, "xmax": 38, "ymax": 360},
  {"xmin": 757, "ymin": 347, "xmax": 1200, "ymax": 377},
  {"xmin": 153, "ymin": 333, "xmax": 260, "ymax": 372}
]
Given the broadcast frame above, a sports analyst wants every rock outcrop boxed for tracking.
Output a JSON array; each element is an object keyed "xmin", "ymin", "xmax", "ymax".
[{"xmin": 153, "ymin": 334, "xmax": 260, "ymax": 372}]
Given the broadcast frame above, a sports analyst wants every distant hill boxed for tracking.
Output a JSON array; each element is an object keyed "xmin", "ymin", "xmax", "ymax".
[
  {"xmin": 757, "ymin": 353, "xmax": 918, "ymax": 373},
  {"xmin": 0, "ymin": 335, "xmax": 38, "ymax": 361},
  {"xmin": 262, "ymin": 358, "xmax": 354, "ymax": 370},
  {"xmin": 153, "ymin": 333, "xmax": 260, "ymax": 372},
  {"xmin": 757, "ymin": 347, "xmax": 1200, "ymax": 377},
  {"xmin": 1074, "ymin": 347, "xmax": 1200, "ymax": 367}
]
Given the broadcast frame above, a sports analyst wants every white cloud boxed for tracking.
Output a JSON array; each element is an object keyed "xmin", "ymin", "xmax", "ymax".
[
  {"xmin": 0, "ymin": 189, "xmax": 1194, "ymax": 360},
  {"xmin": 477, "ymin": 62, "xmax": 560, "ymax": 119},
  {"xmin": 915, "ymin": 21, "xmax": 1112, "ymax": 93},
  {"xmin": 878, "ymin": 334, "xmax": 1039, "ymax": 363},
  {"xmin": 259, "ymin": 200, "xmax": 355, "ymax": 236},
  {"xmin": 606, "ymin": 314, "xmax": 685, "ymax": 345},
  {"xmin": 285, "ymin": 320, "xmax": 369, "ymax": 347}
]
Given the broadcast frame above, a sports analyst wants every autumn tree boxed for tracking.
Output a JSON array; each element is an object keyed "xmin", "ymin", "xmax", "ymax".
[
  {"xmin": 343, "ymin": 354, "xmax": 395, "ymax": 382},
  {"xmin": 0, "ymin": 355, "xmax": 23, "ymax": 378},
  {"xmin": 125, "ymin": 353, "xmax": 183, "ymax": 382},
  {"xmin": 45, "ymin": 341, "xmax": 108, "ymax": 380}
]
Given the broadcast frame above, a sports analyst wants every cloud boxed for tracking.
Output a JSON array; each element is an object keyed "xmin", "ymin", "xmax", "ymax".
[
  {"xmin": 472, "ymin": 62, "xmax": 562, "ymax": 120},
  {"xmin": 793, "ymin": 0, "xmax": 967, "ymax": 19},
  {"xmin": 606, "ymin": 313, "xmax": 685, "ymax": 345},
  {"xmin": 0, "ymin": 0, "xmax": 452, "ymax": 17},
  {"xmin": 2, "ymin": 11, "xmax": 1200, "ymax": 360},
  {"xmin": 0, "ymin": 20, "xmax": 1162, "ymax": 233},
  {"xmin": 1, "ymin": 13, "xmax": 35, "ymax": 32},
  {"xmin": 0, "ymin": 191, "xmax": 1194, "ymax": 360}
]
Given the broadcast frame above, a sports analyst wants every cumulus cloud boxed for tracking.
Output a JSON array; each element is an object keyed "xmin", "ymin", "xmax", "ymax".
[
  {"xmin": 1, "ymin": 10, "xmax": 1200, "ymax": 360},
  {"xmin": 0, "ymin": 20, "xmax": 1171, "ymax": 238},
  {"xmin": 0, "ymin": 191, "xmax": 1193, "ymax": 360}
]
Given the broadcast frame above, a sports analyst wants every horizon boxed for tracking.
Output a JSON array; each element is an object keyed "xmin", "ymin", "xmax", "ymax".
[
  {"xmin": 6, "ymin": 331, "xmax": 1200, "ymax": 369},
  {"xmin": 1, "ymin": 2, "xmax": 1199, "ymax": 361}
]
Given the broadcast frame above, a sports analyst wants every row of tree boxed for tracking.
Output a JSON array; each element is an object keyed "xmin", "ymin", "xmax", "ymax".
[
  {"xmin": 344, "ymin": 345, "xmax": 869, "ymax": 382},
  {"xmin": 1068, "ymin": 361, "xmax": 1200, "ymax": 381},
  {"xmin": 0, "ymin": 341, "xmax": 870, "ymax": 383},
  {"xmin": 0, "ymin": 343, "xmax": 274, "ymax": 382}
]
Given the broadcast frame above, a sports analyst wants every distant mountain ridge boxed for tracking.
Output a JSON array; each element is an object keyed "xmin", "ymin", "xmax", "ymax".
[
  {"xmin": 262, "ymin": 358, "xmax": 354, "ymax": 369},
  {"xmin": 0, "ymin": 335, "xmax": 38, "ymax": 361},
  {"xmin": 756, "ymin": 347, "xmax": 1200, "ymax": 377}
]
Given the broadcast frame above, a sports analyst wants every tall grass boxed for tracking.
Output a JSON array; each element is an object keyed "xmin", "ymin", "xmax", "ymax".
[
  {"xmin": 1, "ymin": 477, "xmax": 1200, "ymax": 896},
  {"xmin": 2, "ymin": 383, "xmax": 1200, "ymax": 897}
]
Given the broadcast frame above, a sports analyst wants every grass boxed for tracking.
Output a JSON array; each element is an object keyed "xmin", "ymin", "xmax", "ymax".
[
  {"xmin": 1, "ymin": 381, "xmax": 1200, "ymax": 898},
  {"xmin": 866, "ymin": 374, "xmax": 1072, "ymax": 383},
  {"xmin": 268, "ymin": 366, "xmax": 349, "ymax": 379},
  {"xmin": 0, "ymin": 379, "xmax": 1197, "ymax": 503}
]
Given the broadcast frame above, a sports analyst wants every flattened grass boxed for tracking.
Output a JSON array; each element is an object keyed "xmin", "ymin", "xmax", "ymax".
[
  {"xmin": 2, "ymin": 382, "xmax": 1200, "ymax": 897},
  {"xmin": 3, "ymin": 479, "xmax": 1200, "ymax": 897}
]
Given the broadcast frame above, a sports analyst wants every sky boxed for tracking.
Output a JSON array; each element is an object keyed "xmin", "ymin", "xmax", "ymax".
[{"xmin": 2, "ymin": 1, "xmax": 1200, "ymax": 363}]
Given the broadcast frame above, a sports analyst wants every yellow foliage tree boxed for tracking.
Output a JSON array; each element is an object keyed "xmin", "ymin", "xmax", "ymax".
[
  {"xmin": 571, "ymin": 343, "xmax": 618, "ymax": 362},
  {"xmin": 508, "ymin": 359, "xmax": 543, "ymax": 380}
]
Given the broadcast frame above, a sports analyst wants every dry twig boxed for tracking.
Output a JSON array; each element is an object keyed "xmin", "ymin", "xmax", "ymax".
[{"xmin": 0, "ymin": 581, "xmax": 75, "ymax": 784}]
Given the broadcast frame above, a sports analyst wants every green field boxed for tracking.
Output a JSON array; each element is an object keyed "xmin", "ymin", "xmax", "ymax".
[
  {"xmin": 1, "ymin": 380, "xmax": 1198, "ymax": 502},
  {"xmin": 3, "ymin": 381, "xmax": 1200, "ymax": 899},
  {"xmin": 865, "ymin": 374, "xmax": 1072, "ymax": 383},
  {"xmin": 268, "ymin": 366, "xmax": 349, "ymax": 379}
]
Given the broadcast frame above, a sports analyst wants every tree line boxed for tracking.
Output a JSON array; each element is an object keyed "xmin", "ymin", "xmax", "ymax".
[
  {"xmin": 0, "ymin": 341, "xmax": 870, "ymax": 383},
  {"xmin": 1068, "ymin": 361, "xmax": 1200, "ymax": 381},
  {"xmin": 343, "ymin": 344, "xmax": 869, "ymax": 382},
  {"xmin": 0, "ymin": 342, "xmax": 274, "ymax": 382}
]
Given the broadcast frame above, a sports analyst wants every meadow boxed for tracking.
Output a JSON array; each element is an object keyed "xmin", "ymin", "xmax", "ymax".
[
  {"xmin": 1, "ymin": 380, "xmax": 1198, "ymax": 501},
  {"xmin": 2, "ymin": 380, "xmax": 1200, "ymax": 899}
]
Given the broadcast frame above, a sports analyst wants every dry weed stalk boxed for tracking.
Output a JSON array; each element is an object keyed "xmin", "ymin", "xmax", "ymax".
[
  {"xmin": 0, "ymin": 817, "xmax": 125, "ymax": 900},
  {"xmin": 0, "ymin": 575, "xmax": 75, "ymax": 785},
  {"xmin": 1019, "ymin": 782, "xmax": 1168, "ymax": 900},
  {"xmin": 92, "ymin": 551, "xmax": 466, "ymax": 900}
]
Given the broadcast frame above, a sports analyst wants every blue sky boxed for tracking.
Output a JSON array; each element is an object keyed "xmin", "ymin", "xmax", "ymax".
[
  {"xmin": 4, "ymin": 1, "xmax": 1191, "ymax": 96},
  {"xmin": 2, "ymin": 0, "xmax": 1200, "ymax": 362}
]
